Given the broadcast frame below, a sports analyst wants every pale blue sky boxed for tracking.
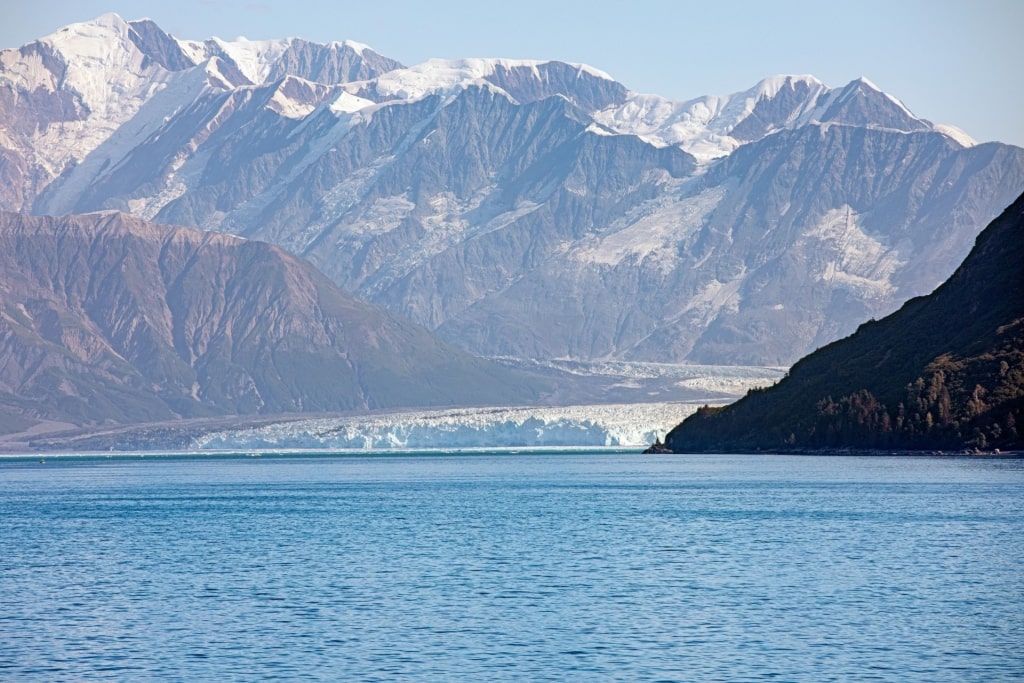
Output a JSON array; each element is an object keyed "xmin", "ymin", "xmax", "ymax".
[{"xmin": 5, "ymin": 0, "xmax": 1022, "ymax": 147}]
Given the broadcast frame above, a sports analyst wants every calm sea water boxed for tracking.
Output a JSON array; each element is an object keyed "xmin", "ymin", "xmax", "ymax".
[{"xmin": 1, "ymin": 451, "xmax": 1022, "ymax": 681}]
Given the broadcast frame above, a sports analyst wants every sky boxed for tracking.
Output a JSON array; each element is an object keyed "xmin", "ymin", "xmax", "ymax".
[{"xmin": 4, "ymin": 0, "xmax": 1023, "ymax": 147}]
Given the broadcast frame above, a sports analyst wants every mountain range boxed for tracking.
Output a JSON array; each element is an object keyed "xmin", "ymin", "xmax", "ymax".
[
  {"xmin": 660, "ymin": 192, "xmax": 1024, "ymax": 453},
  {"xmin": 4, "ymin": 13, "xmax": 1022, "ymax": 370}
]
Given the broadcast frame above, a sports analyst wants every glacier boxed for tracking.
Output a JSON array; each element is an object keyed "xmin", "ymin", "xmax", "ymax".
[
  {"xmin": 185, "ymin": 362, "xmax": 786, "ymax": 451},
  {"xmin": 190, "ymin": 402, "xmax": 716, "ymax": 451}
]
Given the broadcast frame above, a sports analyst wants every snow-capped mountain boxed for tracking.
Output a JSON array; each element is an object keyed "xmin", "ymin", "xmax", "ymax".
[
  {"xmin": 592, "ymin": 74, "xmax": 967, "ymax": 160},
  {"xmin": 3, "ymin": 14, "xmax": 1022, "ymax": 366},
  {"xmin": 0, "ymin": 13, "xmax": 400, "ymax": 210}
]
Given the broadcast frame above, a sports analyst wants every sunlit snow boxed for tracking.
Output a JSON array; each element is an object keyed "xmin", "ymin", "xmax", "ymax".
[
  {"xmin": 803, "ymin": 205, "xmax": 904, "ymax": 299},
  {"xmin": 329, "ymin": 90, "xmax": 376, "ymax": 114},
  {"xmin": 933, "ymin": 124, "xmax": 977, "ymax": 148},
  {"xmin": 4, "ymin": 13, "xmax": 182, "ymax": 179},
  {"xmin": 357, "ymin": 58, "xmax": 614, "ymax": 103},
  {"xmin": 593, "ymin": 75, "xmax": 830, "ymax": 160},
  {"xmin": 208, "ymin": 36, "xmax": 289, "ymax": 85}
]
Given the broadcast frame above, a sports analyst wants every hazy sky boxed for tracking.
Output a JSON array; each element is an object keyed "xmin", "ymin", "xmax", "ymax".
[{"xmin": 5, "ymin": 0, "xmax": 1022, "ymax": 147}]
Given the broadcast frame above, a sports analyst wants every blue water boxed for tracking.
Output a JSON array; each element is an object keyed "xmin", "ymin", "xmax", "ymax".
[{"xmin": 2, "ymin": 451, "xmax": 1022, "ymax": 681}]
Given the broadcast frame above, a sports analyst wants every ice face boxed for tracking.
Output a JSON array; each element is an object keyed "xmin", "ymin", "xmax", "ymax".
[{"xmin": 191, "ymin": 402, "xmax": 712, "ymax": 451}]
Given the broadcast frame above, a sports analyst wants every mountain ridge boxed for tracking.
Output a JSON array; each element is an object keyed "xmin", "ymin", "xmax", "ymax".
[
  {"xmin": 3, "ymin": 14, "xmax": 1022, "ymax": 367},
  {"xmin": 0, "ymin": 211, "xmax": 548, "ymax": 434}
]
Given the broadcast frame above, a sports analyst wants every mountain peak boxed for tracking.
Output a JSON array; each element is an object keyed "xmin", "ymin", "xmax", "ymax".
[
  {"xmin": 817, "ymin": 76, "xmax": 929, "ymax": 133},
  {"xmin": 337, "ymin": 39, "xmax": 371, "ymax": 56},
  {"xmin": 7, "ymin": 11, "xmax": 176, "ymax": 130},
  {"xmin": 850, "ymin": 75, "xmax": 881, "ymax": 90},
  {"xmin": 750, "ymin": 74, "xmax": 827, "ymax": 98},
  {"xmin": 39, "ymin": 11, "xmax": 134, "ymax": 55},
  {"xmin": 207, "ymin": 35, "xmax": 291, "ymax": 84},
  {"xmin": 168, "ymin": 31, "xmax": 404, "ymax": 88},
  {"xmin": 720, "ymin": 74, "xmax": 831, "ymax": 141},
  {"xmin": 832, "ymin": 76, "xmax": 891, "ymax": 104},
  {"xmin": 358, "ymin": 57, "xmax": 616, "ymax": 102},
  {"xmin": 590, "ymin": 73, "xmax": 832, "ymax": 158},
  {"xmin": 589, "ymin": 72, "xmax": 967, "ymax": 158},
  {"xmin": 57, "ymin": 11, "xmax": 132, "ymax": 35}
]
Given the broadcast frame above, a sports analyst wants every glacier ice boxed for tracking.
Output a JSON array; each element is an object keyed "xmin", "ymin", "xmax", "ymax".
[{"xmin": 191, "ymin": 402, "xmax": 714, "ymax": 451}]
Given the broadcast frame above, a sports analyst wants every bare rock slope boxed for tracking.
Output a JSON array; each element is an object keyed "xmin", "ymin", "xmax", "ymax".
[{"xmin": 0, "ymin": 211, "xmax": 543, "ymax": 433}]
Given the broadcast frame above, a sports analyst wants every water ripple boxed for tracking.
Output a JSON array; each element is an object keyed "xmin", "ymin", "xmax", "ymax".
[{"xmin": 1, "ymin": 452, "xmax": 1022, "ymax": 681}]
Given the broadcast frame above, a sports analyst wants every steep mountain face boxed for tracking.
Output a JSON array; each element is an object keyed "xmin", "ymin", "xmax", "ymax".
[
  {"xmin": 649, "ymin": 126, "xmax": 1024, "ymax": 364},
  {"xmin": 0, "ymin": 211, "xmax": 546, "ymax": 432},
  {"xmin": 4, "ymin": 15, "xmax": 1024, "ymax": 366},
  {"xmin": 0, "ymin": 13, "xmax": 401, "ymax": 212},
  {"xmin": 661, "ymin": 193, "xmax": 1024, "ymax": 453}
]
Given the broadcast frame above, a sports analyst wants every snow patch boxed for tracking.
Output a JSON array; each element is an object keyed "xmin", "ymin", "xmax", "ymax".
[
  {"xmin": 593, "ymin": 75, "xmax": 829, "ymax": 160},
  {"xmin": 351, "ymin": 194, "xmax": 416, "ymax": 235},
  {"xmin": 173, "ymin": 39, "xmax": 206, "ymax": 65},
  {"xmin": 803, "ymin": 206, "xmax": 904, "ymax": 298},
  {"xmin": 585, "ymin": 123, "xmax": 616, "ymax": 137},
  {"xmin": 573, "ymin": 184, "xmax": 725, "ymax": 269},
  {"xmin": 203, "ymin": 57, "xmax": 238, "ymax": 89},
  {"xmin": 40, "ymin": 13, "xmax": 158, "ymax": 112},
  {"xmin": 679, "ymin": 277, "xmax": 745, "ymax": 325},
  {"xmin": 268, "ymin": 83, "xmax": 318, "ymax": 118},
  {"xmin": 209, "ymin": 36, "xmax": 289, "ymax": 85},
  {"xmin": 329, "ymin": 90, "xmax": 375, "ymax": 114},
  {"xmin": 38, "ymin": 65, "xmax": 214, "ymax": 216},
  {"xmin": 933, "ymin": 123, "xmax": 976, "ymax": 148},
  {"xmin": 359, "ymin": 60, "xmax": 504, "ymax": 102},
  {"xmin": 339, "ymin": 39, "xmax": 370, "ymax": 56},
  {"xmin": 361, "ymin": 58, "xmax": 613, "ymax": 103},
  {"xmin": 342, "ymin": 187, "xmax": 506, "ymax": 302}
]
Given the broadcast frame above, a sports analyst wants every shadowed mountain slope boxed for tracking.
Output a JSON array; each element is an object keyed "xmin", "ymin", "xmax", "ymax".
[{"xmin": 662, "ymin": 193, "xmax": 1024, "ymax": 452}]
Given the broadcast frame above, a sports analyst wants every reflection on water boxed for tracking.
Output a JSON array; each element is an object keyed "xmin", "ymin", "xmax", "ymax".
[{"xmin": 2, "ymin": 452, "xmax": 1023, "ymax": 681}]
